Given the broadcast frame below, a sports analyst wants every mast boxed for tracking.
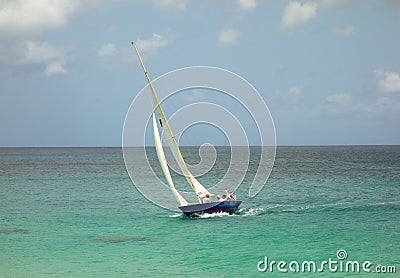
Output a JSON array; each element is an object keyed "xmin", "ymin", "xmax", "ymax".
[{"xmin": 132, "ymin": 42, "xmax": 209, "ymax": 203}]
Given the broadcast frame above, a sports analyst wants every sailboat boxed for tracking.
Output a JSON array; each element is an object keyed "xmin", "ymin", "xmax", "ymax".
[{"xmin": 132, "ymin": 42, "xmax": 241, "ymax": 217}]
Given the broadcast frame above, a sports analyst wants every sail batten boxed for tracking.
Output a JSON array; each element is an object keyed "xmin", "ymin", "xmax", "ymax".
[{"xmin": 133, "ymin": 42, "xmax": 210, "ymax": 203}]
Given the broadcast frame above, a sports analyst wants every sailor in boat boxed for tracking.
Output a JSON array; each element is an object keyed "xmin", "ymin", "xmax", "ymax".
[
  {"xmin": 202, "ymin": 194, "xmax": 211, "ymax": 203},
  {"xmin": 217, "ymin": 195, "xmax": 227, "ymax": 201}
]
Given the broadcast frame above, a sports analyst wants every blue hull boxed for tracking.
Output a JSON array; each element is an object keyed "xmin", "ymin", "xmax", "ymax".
[{"xmin": 178, "ymin": 201, "xmax": 241, "ymax": 217}]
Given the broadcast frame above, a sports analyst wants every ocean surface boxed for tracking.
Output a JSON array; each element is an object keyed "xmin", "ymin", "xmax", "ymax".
[{"xmin": 0, "ymin": 146, "xmax": 399, "ymax": 277}]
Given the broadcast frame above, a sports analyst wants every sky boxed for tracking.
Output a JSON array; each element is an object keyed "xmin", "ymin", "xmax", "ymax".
[{"xmin": 1, "ymin": 0, "xmax": 400, "ymax": 147}]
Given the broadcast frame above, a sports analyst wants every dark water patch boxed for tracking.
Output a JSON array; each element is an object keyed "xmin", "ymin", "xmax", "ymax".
[
  {"xmin": 93, "ymin": 236, "xmax": 151, "ymax": 243},
  {"xmin": 0, "ymin": 227, "xmax": 29, "ymax": 234}
]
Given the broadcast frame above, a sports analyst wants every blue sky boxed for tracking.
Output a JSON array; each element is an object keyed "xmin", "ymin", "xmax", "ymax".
[{"xmin": 1, "ymin": 0, "xmax": 400, "ymax": 147}]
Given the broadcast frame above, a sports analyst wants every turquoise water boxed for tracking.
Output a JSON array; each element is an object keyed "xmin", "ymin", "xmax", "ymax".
[{"xmin": 0, "ymin": 146, "xmax": 399, "ymax": 277}]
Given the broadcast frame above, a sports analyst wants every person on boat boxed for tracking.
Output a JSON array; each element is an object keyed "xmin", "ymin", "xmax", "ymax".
[
  {"xmin": 202, "ymin": 194, "xmax": 211, "ymax": 203},
  {"xmin": 216, "ymin": 195, "xmax": 227, "ymax": 201}
]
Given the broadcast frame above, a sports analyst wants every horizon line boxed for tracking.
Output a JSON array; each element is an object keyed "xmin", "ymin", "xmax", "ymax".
[{"xmin": 1, "ymin": 144, "xmax": 399, "ymax": 148}]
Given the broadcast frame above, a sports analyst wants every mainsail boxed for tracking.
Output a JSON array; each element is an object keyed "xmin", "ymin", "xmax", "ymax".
[{"xmin": 133, "ymin": 42, "xmax": 211, "ymax": 203}]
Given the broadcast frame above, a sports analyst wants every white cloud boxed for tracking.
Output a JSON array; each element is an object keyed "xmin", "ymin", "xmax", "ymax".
[
  {"xmin": 332, "ymin": 25, "xmax": 357, "ymax": 36},
  {"xmin": 289, "ymin": 87, "xmax": 302, "ymax": 97},
  {"xmin": 322, "ymin": 93, "xmax": 400, "ymax": 116},
  {"xmin": 18, "ymin": 41, "xmax": 63, "ymax": 65},
  {"xmin": 152, "ymin": 0, "xmax": 187, "ymax": 12},
  {"xmin": 0, "ymin": 0, "xmax": 77, "ymax": 37},
  {"xmin": 136, "ymin": 34, "xmax": 168, "ymax": 53},
  {"xmin": 282, "ymin": 1, "xmax": 318, "ymax": 30},
  {"xmin": 0, "ymin": 40, "xmax": 67, "ymax": 76},
  {"xmin": 375, "ymin": 69, "xmax": 400, "ymax": 93},
  {"xmin": 217, "ymin": 29, "xmax": 241, "ymax": 46},
  {"xmin": 237, "ymin": 0, "xmax": 256, "ymax": 11},
  {"xmin": 104, "ymin": 23, "xmax": 120, "ymax": 33},
  {"xmin": 288, "ymin": 87, "xmax": 302, "ymax": 105},
  {"xmin": 376, "ymin": 97, "xmax": 390, "ymax": 105},
  {"xmin": 98, "ymin": 43, "xmax": 117, "ymax": 57},
  {"xmin": 0, "ymin": 1, "xmax": 78, "ymax": 76},
  {"xmin": 44, "ymin": 61, "xmax": 67, "ymax": 76},
  {"xmin": 358, "ymin": 97, "xmax": 400, "ymax": 115},
  {"xmin": 182, "ymin": 89, "xmax": 207, "ymax": 102},
  {"xmin": 325, "ymin": 93, "xmax": 352, "ymax": 105}
]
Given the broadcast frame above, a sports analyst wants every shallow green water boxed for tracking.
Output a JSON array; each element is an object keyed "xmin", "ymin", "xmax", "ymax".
[{"xmin": 0, "ymin": 146, "xmax": 399, "ymax": 277}]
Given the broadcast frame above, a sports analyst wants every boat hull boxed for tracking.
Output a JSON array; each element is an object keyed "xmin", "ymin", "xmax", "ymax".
[{"xmin": 179, "ymin": 201, "xmax": 241, "ymax": 217}]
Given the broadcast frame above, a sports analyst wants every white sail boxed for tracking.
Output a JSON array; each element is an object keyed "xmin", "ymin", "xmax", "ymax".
[
  {"xmin": 133, "ymin": 43, "xmax": 210, "ymax": 203},
  {"xmin": 152, "ymin": 114, "xmax": 188, "ymax": 206}
]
